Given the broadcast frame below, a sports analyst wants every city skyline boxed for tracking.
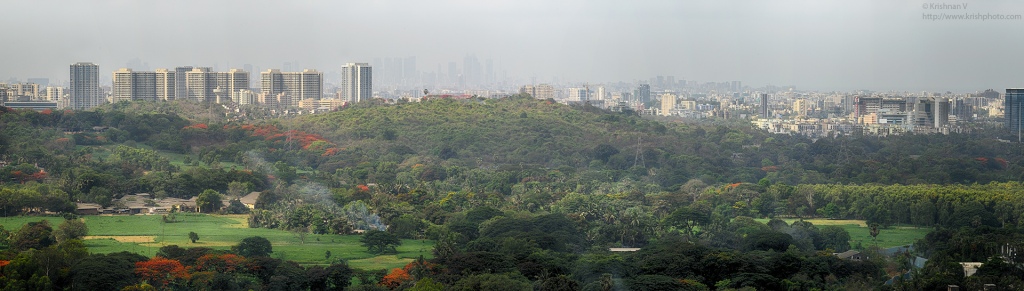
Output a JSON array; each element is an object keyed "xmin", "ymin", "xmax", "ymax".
[{"xmin": 3, "ymin": 1, "xmax": 1024, "ymax": 92}]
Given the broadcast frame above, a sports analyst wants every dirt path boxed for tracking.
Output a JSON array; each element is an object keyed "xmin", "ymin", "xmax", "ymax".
[{"xmin": 83, "ymin": 236, "xmax": 156, "ymax": 243}]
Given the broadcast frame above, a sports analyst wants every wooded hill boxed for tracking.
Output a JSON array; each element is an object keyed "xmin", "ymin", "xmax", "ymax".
[{"xmin": 286, "ymin": 94, "xmax": 1024, "ymax": 188}]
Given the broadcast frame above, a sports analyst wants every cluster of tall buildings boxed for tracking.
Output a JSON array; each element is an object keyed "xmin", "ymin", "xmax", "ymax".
[
  {"xmin": 48, "ymin": 62, "xmax": 374, "ymax": 111},
  {"xmin": 849, "ymin": 96, "xmax": 951, "ymax": 129},
  {"xmin": 110, "ymin": 66, "xmax": 250, "ymax": 104},
  {"xmin": 258, "ymin": 69, "xmax": 322, "ymax": 107},
  {"xmin": 111, "ymin": 68, "xmax": 175, "ymax": 103}
]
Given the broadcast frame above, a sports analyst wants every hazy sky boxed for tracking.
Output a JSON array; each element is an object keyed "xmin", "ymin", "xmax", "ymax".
[{"xmin": 3, "ymin": 0, "xmax": 1024, "ymax": 92}]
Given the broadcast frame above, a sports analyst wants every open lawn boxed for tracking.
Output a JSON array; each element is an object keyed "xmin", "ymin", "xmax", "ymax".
[
  {"xmin": 754, "ymin": 218, "xmax": 931, "ymax": 249},
  {"xmin": 0, "ymin": 214, "xmax": 433, "ymax": 270}
]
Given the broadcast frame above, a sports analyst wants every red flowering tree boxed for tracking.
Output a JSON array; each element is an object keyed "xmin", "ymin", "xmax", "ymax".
[
  {"xmin": 135, "ymin": 257, "xmax": 190, "ymax": 287},
  {"xmin": 380, "ymin": 268, "xmax": 412, "ymax": 289},
  {"xmin": 194, "ymin": 253, "xmax": 246, "ymax": 273},
  {"xmin": 182, "ymin": 123, "xmax": 209, "ymax": 130},
  {"xmin": 401, "ymin": 258, "xmax": 437, "ymax": 280},
  {"xmin": 322, "ymin": 148, "xmax": 341, "ymax": 157}
]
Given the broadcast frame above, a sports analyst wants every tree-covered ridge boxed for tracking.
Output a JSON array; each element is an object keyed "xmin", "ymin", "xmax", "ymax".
[
  {"xmin": 282, "ymin": 95, "xmax": 1024, "ymax": 189},
  {"xmin": 293, "ymin": 96, "xmax": 673, "ymax": 168}
]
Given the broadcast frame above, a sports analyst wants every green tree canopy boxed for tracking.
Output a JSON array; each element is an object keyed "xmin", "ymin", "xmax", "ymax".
[
  {"xmin": 54, "ymin": 219, "xmax": 88, "ymax": 243},
  {"xmin": 360, "ymin": 229, "xmax": 402, "ymax": 254},
  {"xmin": 233, "ymin": 236, "xmax": 273, "ymax": 258},
  {"xmin": 196, "ymin": 189, "xmax": 223, "ymax": 213}
]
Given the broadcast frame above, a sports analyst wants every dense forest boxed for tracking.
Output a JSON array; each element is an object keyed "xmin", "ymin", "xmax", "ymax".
[{"xmin": 0, "ymin": 96, "xmax": 1023, "ymax": 290}]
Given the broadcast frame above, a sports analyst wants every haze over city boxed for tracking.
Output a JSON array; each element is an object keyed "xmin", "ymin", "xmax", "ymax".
[{"xmin": 3, "ymin": 0, "xmax": 1024, "ymax": 92}]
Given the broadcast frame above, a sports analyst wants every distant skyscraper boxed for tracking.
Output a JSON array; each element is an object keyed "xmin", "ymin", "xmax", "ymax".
[
  {"xmin": 760, "ymin": 93, "xmax": 769, "ymax": 118},
  {"xmin": 447, "ymin": 62, "xmax": 457, "ymax": 85},
  {"xmin": 952, "ymin": 97, "xmax": 973, "ymax": 122},
  {"xmin": 112, "ymin": 68, "xmax": 175, "ymax": 103},
  {"xmin": 566, "ymin": 87, "xmax": 589, "ymax": 101},
  {"xmin": 174, "ymin": 66, "xmax": 195, "ymax": 100},
  {"xmin": 185, "ymin": 68, "xmax": 248, "ymax": 103},
  {"xmin": 237, "ymin": 89, "xmax": 256, "ymax": 105},
  {"xmin": 70, "ymin": 62, "xmax": 100, "ymax": 109},
  {"xmin": 463, "ymin": 54, "xmax": 481, "ymax": 86},
  {"xmin": 793, "ymin": 99, "xmax": 807, "ymax": 117},
  {"xmin": 243, "ymin": 64, "xmax": 254, "ymax": 85},
  {"xmin": 660, "ymin": 93, "xmax": 676, "ymax": 116},
  {"xmin": 1006, "ymin": 89, "xmax": 1024, "ymax": 141},
  {"xmin": 403, "ymin": 57, "xmax": 417, "ymax": 85},
  {"xmin": 933, "ymin": 97, "xmax": 949, "ymax": 128},
  {"xmin": 485, "ymin": 59, "xmax": 494, "ymax": 85},
  {"xmin": 126, "ymin": 58, "xmax": 150, "ymax": 71},
  {"xmin": 261, "ymin": 69, "xmax": 323, "ymax": 107},
  {"xmin": 26, "ymin": 78, "xmax": 48, "ymax": 88},
  {"xmin": 913, "ymin": 98, "xmax": 933, "ymax": 128},
  {"xmin": 634, "ymin": 84, "xmax": 651, "ymax": 106},
  {"xmin": 45, "ymin": 86, "xmax": 64, "ymax": 102},
  {"xmin": 386, "ymin": 58, "xmax": 401, "ymax": 87},
  {"xmin": 341, "ymin": 63, "xmax": 372, "ymax": 102}
]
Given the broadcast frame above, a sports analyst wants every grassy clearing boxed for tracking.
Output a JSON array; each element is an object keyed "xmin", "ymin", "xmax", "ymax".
[
  {"xmin": 754, "ymin": 218, "xmax": 931, "ymax": 249},
  {"xmin": 0, "ymin": 214, "xmax": 433, "ymax": 270}
]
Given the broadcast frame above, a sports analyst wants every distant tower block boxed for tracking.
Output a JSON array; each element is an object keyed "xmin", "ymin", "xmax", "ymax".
[
  {"xmin": 1006, "ymin": 89, "xmax": 1024, "ymax": 142},
  {"xmin": 760, "ymin": 93, "xmax": 769, "ymax": 118}
]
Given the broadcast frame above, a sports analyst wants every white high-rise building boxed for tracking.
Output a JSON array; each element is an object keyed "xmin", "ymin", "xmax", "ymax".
[
  {"xmin": 185, "ymin": 68, "xmax": 249, "ymax": 103},
  {"xmin": 237, "ymin": 89, "xmax": 256, "ymax": 105},
  {"xmin": 70, "ymin": 62, "xmax": 100, "ymax": 109},
  {"xmin": 112, "ymin": 68, "xmax": 176, "ymax": 103},
  {"xmin": 45, "ymin": 86, "xmax": 65, "ymax": 102},
  {"xmin": 174, "ymin": 66, "xmax": 196, "ymax": 100},
  {"xmin": 660, "ymin": 93, "xmax": 676, "ymax": 116},
  {"xmin": 341, "ymin": 63, "xmax": 372, "ymax": 102},
  {"xmin": 793, "ymin": 99, "xmax": 808, "ymax": 117},
  {"xmin": 566, "ymin": 87, "xmax": 590, "ymax": 101},
  {"xmin": 260, "ymin": 69, "xmax": 323, "ymax": 107}
]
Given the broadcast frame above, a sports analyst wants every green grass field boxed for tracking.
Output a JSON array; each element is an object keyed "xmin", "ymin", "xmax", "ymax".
[
  {"xmin": 754, "ymin": 218, "xmax": 931, "ymax": 249},
  {"xmin": 0, "ymin": 214, "xmax": 432, "ymax": 270}
]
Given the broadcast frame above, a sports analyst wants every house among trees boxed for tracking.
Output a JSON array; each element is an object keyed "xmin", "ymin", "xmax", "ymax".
[
  {"xmin": 75, "ymin": 203, "xmax": 102, "ymax": 215},
  {"xmin": 881, "ymin": 245, "xmax": 913, "ymax": 257},
  {"xmin": 960, "ymin": 262, "xmax": 983, "ymax": 277},
  {"xmin": 239, "ymin": 192, "xmax": 261, "ymax": 209},
  {"xmin": 75, "ymin": 193, "xmax": 201, "ymax": 215},
  {"xmin": 835, "ymin": 250, "xmax": 866, "ymax": 261}
]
